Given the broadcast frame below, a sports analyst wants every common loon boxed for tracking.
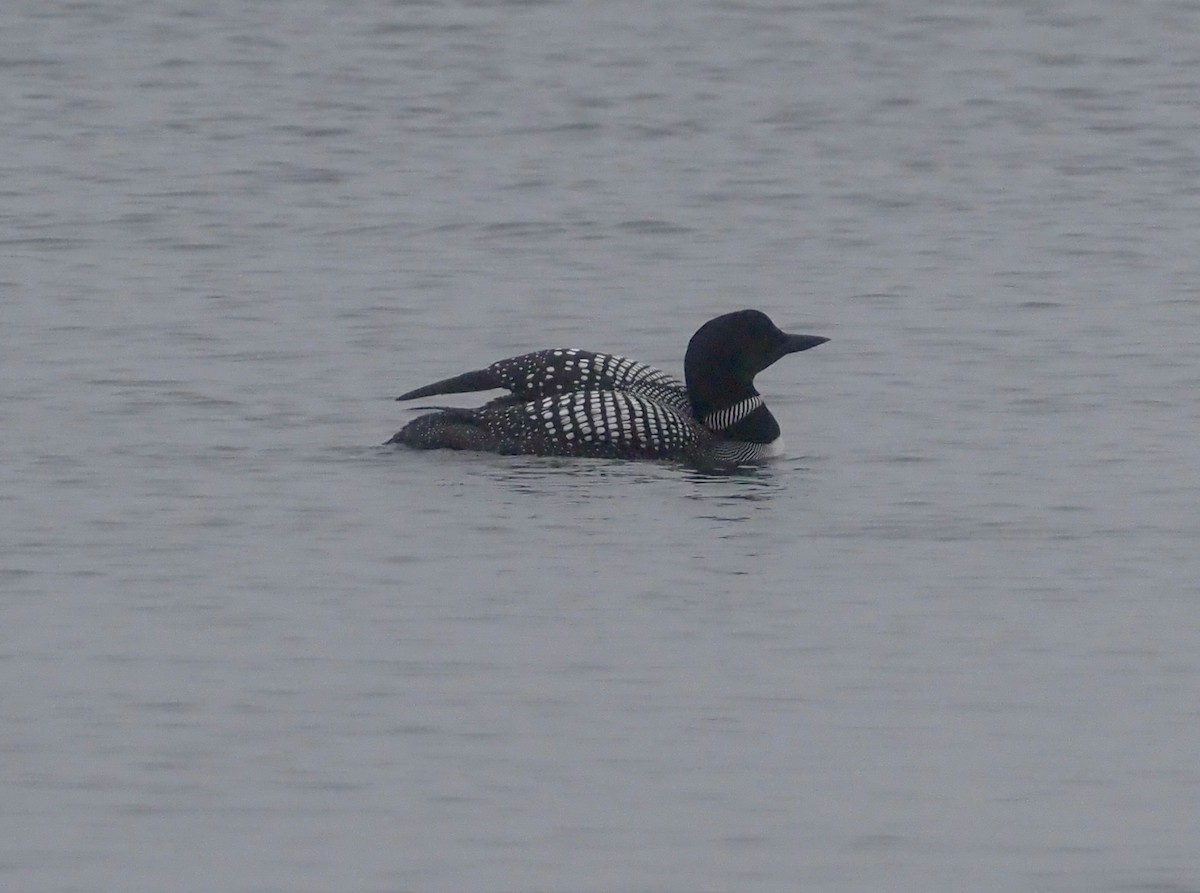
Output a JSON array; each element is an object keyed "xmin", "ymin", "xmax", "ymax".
[{"xmin": 388, "ymin": 309, "xmax": 828, "ymax": 471}]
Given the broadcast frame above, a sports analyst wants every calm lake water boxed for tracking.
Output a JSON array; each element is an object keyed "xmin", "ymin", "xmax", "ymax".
[{"xmin": 4, "ymin": 1, "xmax": 1200, "ymax": 891}]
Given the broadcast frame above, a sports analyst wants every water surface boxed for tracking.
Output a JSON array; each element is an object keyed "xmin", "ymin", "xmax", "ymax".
[{"xmin": 4, "ymin": 1, "xmax": 1199, "ymax": 891}]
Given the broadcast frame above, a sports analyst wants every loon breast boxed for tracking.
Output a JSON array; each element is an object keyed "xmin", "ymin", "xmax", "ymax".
[{"xmin": 761, "ymin": 435, "xmax": 786, "ymax": 459}]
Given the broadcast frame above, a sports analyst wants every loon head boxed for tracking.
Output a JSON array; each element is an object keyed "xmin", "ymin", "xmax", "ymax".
[{"xmin": 684, "ymin": 309, "xmax": 828, "ymax": 434}]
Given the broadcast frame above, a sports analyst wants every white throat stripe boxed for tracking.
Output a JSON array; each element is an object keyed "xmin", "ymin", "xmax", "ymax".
[{"xmin": 702, "ymin": 395, "xmax": 764, "ymax": 431}]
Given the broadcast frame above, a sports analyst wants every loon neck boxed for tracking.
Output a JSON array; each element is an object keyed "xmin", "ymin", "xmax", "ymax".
[
  {"xmin": 690, "ymin": 380, "xmax": 756, "ymax": 423},
  {"xmin": 723, "ymin": 402, "xmax": 781, "ymax": 443},
  {"xmin": 697, "ymin": 394, "xmax": 781, "ymax": 444},
  {"xmin": 701, "ymin": 394, "xmax": 764, "ymax": 431}
]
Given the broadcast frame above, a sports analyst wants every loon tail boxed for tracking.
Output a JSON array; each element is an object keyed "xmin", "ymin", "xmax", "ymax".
[
  {"xmin": 388, "ymin": 407, "xmax": 512, "ymax": 453},
  {"xmin": 396, "ymin": 368, "xmax": 502, "ymax": 401}
]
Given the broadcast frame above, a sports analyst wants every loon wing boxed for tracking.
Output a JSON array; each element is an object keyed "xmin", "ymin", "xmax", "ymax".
[{"xmin": 396, "ymin": 349, "xmax": 690, "ymax": 413}]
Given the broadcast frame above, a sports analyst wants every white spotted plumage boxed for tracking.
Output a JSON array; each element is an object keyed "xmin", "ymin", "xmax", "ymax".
[
  {"xmin": 473, "ymin": 390, "xmax": 704, "ymax": 460},
  {"xmin": 485, "ymin": 350, "xmax": 692, "ymax": 415}
]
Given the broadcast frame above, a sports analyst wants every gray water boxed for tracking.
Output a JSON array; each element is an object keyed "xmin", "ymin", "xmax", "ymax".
[{"xmin": 5, "ymin": 1, "xmax": 1200, "ymax": 891}]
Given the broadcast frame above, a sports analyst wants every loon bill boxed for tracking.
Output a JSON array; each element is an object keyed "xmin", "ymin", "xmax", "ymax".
[{"xmin": 388, "ymin": 309, "xmax": 827, "ymax": 471}]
